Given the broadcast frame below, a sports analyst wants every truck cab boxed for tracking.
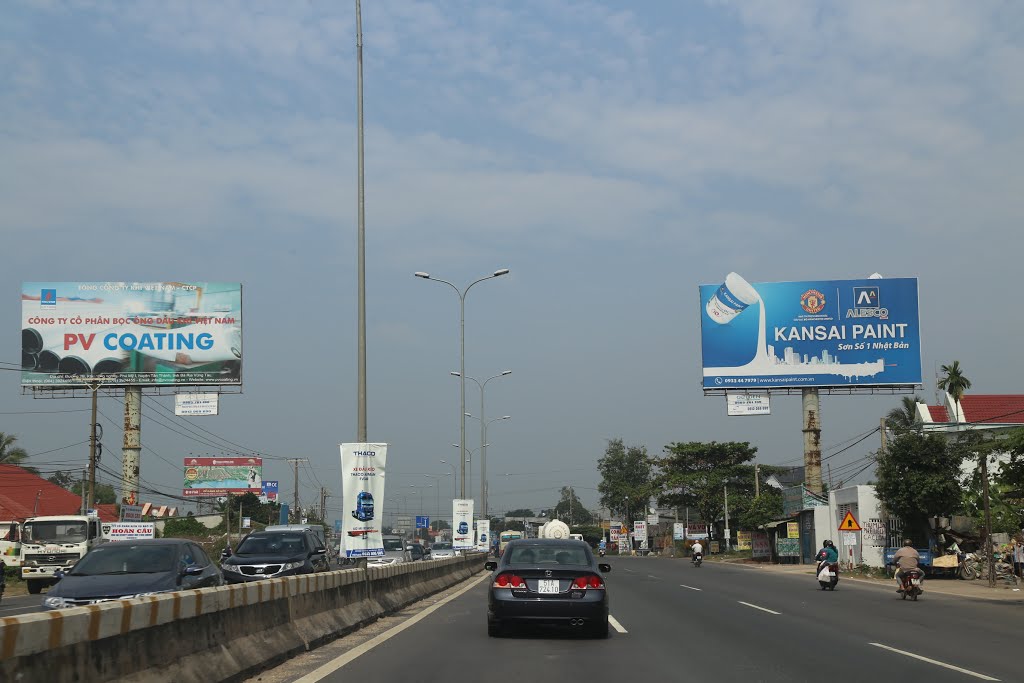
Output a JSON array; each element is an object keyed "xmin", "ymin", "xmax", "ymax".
[
  {"xmin": 21, "ymin": 514, "xmax": 105, "ymax": 594},
  {"xmin": 0, "ymin": 521, "xmax": 23, "ymax": 568}
]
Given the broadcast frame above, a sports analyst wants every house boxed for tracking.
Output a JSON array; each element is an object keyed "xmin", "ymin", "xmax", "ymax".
[
  {"xmin": 916, "ymin": 393, "xmax": 1024, "ymax": 479},
  {"xmin": 0, "ymin": 464, "xmax": 118, "ymax": 521}
]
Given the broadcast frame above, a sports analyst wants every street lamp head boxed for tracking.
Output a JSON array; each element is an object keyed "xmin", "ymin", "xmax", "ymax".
[
  {"xmin": 500, "ymin": 415, "xmax": 511, "ymax": 420},
  {"xmin": 501, "ymin": 370, "xmax": 512, "ymax": 376},
  {"xmin": 493, "ymin": 269, "xmax": 510, "ymax": 277},
  {"xmin": 450, "ymin": 371, "xmax": 461, "ymax": 377},
  {"xmin": 414, "ymin": 272, "xmax": 430, "ymax": 279}
]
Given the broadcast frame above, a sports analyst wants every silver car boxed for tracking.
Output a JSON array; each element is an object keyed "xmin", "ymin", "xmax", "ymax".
[
  {"xmin": 367, "ymin": 535, "xmax": 411, "ymax": 567},
  {"xmin": 429, "ymin": 542, "xmax": 459, "ymax": 559}
]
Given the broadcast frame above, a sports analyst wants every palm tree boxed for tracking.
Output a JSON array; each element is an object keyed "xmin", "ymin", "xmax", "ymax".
[
  {"xmin": 938, "ymin": 360, "xmax": 972, "ymax": 423},
  {"xmin": 886, "ymin": 395, "xmax": 922, "ymax": 434},
  {"xmin": 0, "ymin": 432, "xmax": 30, "ymax": 466}
]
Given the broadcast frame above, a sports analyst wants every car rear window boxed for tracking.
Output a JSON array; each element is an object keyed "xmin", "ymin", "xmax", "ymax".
[{"xmin": 507, "ymin": 545, "xmax": 588, "ymax": 565}]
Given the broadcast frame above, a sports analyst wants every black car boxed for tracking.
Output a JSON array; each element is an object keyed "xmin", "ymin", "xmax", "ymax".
[
  {"xmin": 485, "ymin": 539, "xmax": 611, "ymax": 638},
  {"xmin": 220, "ymin": 530, "xmax": 329, "ymax": 583},
  {"xmin": 41, "ymin": 539, "xmax": 223, "ymax": 610}
]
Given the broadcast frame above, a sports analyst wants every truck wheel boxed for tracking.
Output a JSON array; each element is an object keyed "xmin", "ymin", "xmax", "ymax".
[{"xmin": 28, "ymin": 581, "xmax": 42, "ymax": 595}]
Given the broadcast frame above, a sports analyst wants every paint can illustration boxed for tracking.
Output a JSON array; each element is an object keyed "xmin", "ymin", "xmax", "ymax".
[{"xmin": 705, "ymin": 272, "xmax": 759, "ymax": 324}]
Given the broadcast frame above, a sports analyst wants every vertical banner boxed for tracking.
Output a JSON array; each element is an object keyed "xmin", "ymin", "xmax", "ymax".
[
  {"xmin": 475, "ymin": 519, "xmax": 491, "ymax": 552},
  {"xmin": 633, "ymin": 520, "xmax": 647, "ymax": 550},
  {"xmin": 673, "ymin": 523, "xmax": 685, "ymax": 541},
  {"xmin": 452, "ymin": 499, "xmax": 474, "ymax": 550},
  {"xmin": 340, "ymin": 443, "xmax": 388, "ymax": 558}
]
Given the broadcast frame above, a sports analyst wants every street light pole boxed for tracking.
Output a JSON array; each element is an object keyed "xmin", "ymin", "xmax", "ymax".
[
  {"xmin": 415, "ymin": 268, "xmax": 510, "ymax": 499},
  {"xmin": 453, "ymin": 370, "xmax": 511, "ymax": 524}
]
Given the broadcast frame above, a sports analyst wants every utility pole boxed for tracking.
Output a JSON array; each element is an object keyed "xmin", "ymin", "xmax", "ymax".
[
  {"xmin": 80, "ymin": 468, "xmax": 87, "ymax": 514},
  {"xmin": 88, "ymin": 382, "xmax": 99, "ymax": 510},
  {"xmin": 803, "ymin": 388, "xmax": 823, "ymax": 495},
  {"xmin": 320, "ymin": 487, "xmax": 329, "ymax": 520},
  {"xmin": 754, "ymin": 463, "xmax": 760, "ymax": 499},
  {"xmin": 287, "ymin": 458, "xmax": 309, "ymax": 523},
  {"xmin": 724, "ymin": 485, "xmax": 731, "ymax": 552},
  {"xmin": 880, "ymin": 417, "xmax": 888, "ymax": 453},
  {"xmin": 355, "ymin": 0, "xmax": 367, "ymax": 443},
  {"xmin": 827, "ymin": 463, "xmax": 834, "ymax": 490},
  {"xmin": 981, "ymin": 451, "xmax": 995, "ymax": 588}
]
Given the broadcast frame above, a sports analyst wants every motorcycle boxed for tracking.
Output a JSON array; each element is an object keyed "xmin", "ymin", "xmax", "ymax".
[
  {"xmin": 899, "ymin": 568, "xmax": 924, "ymax": 600},
  {"xmin": 598, "ymin": 547, "xmax": 606, "ymax": 557},
  {"xmin": 692, "ymin": 552, "xmax": 703, "ymax": 568},
  {"xmin": 817, "ymin": 561, "xmax": 839, "ymax": 590}
]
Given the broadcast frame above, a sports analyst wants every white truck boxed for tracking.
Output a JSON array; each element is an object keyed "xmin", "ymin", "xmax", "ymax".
[
  {"xmin": 537, "ymin": 519, "xmax": 571, "ymax": 539},
  {"xmin": 1, "ymin": 521, "xmax": 23, "ymax": 568},
  {"xmin": 21, "ymin": 513, "xmax": 106, "ymax": 594}
]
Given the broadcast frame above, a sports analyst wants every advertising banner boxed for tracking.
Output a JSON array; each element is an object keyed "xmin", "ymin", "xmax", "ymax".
[
  {"xmin": 673, "ymin": 523, "xmax": 685, "ymax": 541},
  {"xmin": 261, "ymin": 480, "xmax": 279, "ymax": 502},
  {"xmin": 22, "ymin": 282, "xmax": 242, "ymax": 387},
  {"xmin": 752, "ymin": 532, "xmax": 771, "ymax": 559},
  {"xmin": 120, "ymin": 504, "xmax": 142, "ymax": 522},
  {"xmin": 686, "ymin": 524, "xmax": 709, "ymax": 540},
  {"xmin": 633, "ymin": 520, "xmax": 647, "ymax": 541},
  {"xmin": 727, "ymin": 393, "xmax": 771, "ymax": 416},
  {"xmin": 736, "ymin": 530, "xmax": 752, "ymax": 550},
  {"xmin": 102, "ymin": 522, "xmax": 156, "ymax": 541},
  {"xmin": 452, "ymin": 499, "xmax": 474, "ymax": 550},
  {"xmin": 699, "ymin": 274, "xmax": 921, "ymax": 389},
  {"xmin": 787, "ymin": 522, "xmax": 800, "ymax": 539},
  {"xmin": 183, "ymin": 457, "xmax": 262, "ymax": 497},
  {"xmin": 475, "ymin": 519, "xmax": 491, "ymax": 552},
  {"xmin": 340, "ymin": 443, "xmax": 388, "ymax": 558},
  {"xmin": 175, "ymin": 393, "xmax": 220, "ymax": 416}
]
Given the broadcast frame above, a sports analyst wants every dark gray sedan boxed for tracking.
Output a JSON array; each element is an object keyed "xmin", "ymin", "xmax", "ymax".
[
  {"xmin": 42, "ymin": 539, "xmax": 223, "ymax": 609},
  {"xmin": 485, "ymin": 539, "xmax": 611, "ymax": 638}
]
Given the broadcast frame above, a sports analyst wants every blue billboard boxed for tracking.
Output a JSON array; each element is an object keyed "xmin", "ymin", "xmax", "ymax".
[{"xmin": 699, "ymin": 274, "xmax": 921, "ymax": 389}]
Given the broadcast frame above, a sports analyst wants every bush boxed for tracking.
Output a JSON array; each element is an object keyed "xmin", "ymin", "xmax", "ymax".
[{"xmin": 162, "ymin": 516, "xmax": 210, "ymax": 537}]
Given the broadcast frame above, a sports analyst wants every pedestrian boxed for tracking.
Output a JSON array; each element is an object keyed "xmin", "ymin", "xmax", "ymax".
[{"xmin": 1013, "ymin": 535, "xmax": 1024, "ymax": 578}]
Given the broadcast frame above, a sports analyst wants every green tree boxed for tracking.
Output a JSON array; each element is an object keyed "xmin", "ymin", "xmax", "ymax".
[
  {"xmin": 886, "ymin": 395, "xmax": 923, "ymax": 434},
  {"xmin": 653, "ymin": 441, "xmax": 759, "ymax": 531},
  {"xmin": 597, "ymin": 439, "xmax": 652, "ymax": 521},
  {"xmin": 738, "ymin": 489, "xmax": 784, "ymax": 530},
  {"xmin": 938, "ymin": 361, "xmax": 972, "ymax": 423},
  {"xmin": 505, "ymin": 508, "xmax": 535, "ymax": 518},
  {"xmin": 874, "ymin": 431, "xmax": 964, "ymax": 540},
  {"xmin": 0, "ymin": 432, "xmax": 37, "ymax": 474},
  {"xmin": 996, "ymin": 427, "xmax": 1024, "ymax": 499},
  {"xmin": 47, "ymin": 470, "xmax": 78, "ymax": 490},
  {"xmin": 552, "ymin": 486, "xmax": 594, "ymax": 526}
]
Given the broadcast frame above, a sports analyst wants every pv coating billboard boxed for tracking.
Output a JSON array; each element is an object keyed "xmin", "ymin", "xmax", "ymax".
[
  {"xmin": 22, "ymin": 282, "xmax": 241, "ymax": 386},
  {"xmin": 699, "ymin": 274, "xmax": 921, "ymax": 389}
]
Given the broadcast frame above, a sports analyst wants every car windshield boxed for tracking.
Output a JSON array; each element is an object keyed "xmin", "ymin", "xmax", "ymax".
[
  {"xmin": 71, "ymin": 544, "xmax": 176, "ymax": 575},
  {"xmin": 382, "ymin": 538, "xmax": 404, "ymax": 551},
  {"xmin": 508, "ymin": 545, "xmax": 588, "ymax": 566},
  {"xmin": 23, "ymin": 520, "xmax": 87, "ymax": 544},
  {"xmin": 237, "ymin": 533, "xmax": 308, "ymax": 555}
]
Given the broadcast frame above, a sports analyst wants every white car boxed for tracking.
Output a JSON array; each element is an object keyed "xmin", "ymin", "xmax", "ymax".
[{"xmin": 429, "ymin": 542, "xmax": 459, "ymax": 559}]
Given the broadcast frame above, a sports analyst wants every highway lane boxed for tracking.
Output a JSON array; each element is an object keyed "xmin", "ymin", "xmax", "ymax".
[
  {"xmin": 0, "ymin": 593, "xmax": 44, "ymax": 617},
  {"xmin": 245, "ymin": 556, "xmax": 1019, "ymax": 683}
]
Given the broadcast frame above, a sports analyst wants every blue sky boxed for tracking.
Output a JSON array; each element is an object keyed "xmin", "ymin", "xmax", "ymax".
[{"xmin": 2, "ymin": 1, "xmax": 1022, "ymax": 524}]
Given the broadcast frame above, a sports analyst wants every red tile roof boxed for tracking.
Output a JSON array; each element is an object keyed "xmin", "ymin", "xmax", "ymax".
[
  {"xmin": 925, "ymin": 404, "xmax": 949, "ymax": 422},
  {"xmin": 960, "ymin": 395, "xmax": 1024, "ymax": 425},
  {"xmin": 0, "ymin": 465, "xmax": 118, "ymax": 521}
]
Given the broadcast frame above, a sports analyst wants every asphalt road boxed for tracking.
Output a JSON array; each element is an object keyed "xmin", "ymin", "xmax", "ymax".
[
  {"xmin": 248, "ymin": 557, "xmax": 1020, "ymax": 683},
  {"xmin": 0, "ymin": 592, "xmax": 44, "ymax": 617}
]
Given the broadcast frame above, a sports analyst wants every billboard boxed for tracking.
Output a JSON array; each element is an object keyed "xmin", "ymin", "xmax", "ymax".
[
  {"xmin": 261, "ymin": 480, "xmax": 279, "ymax": 502},
  {"xmin": 475, "ymin": 519, "xmax": 491, "ymax": 552},
  {"xmin": 22, "ymin": 282, "xmax": 242, "ymax": 386},
  {"xmin": 699, "ymin": 274, "xmax": 921, "ymax": 389},
  {"xmin": 340, "ymin": 443, "xmax": 388, "ymax": 558},
  {"xmin": 102, "ymin": 522, "xmax": 156, "ymax": 540},
  {"xmin": 452, "ymin": 499, "xmax": 474, "ymax": 550},
  {"xmin": 183, "ymin": 457, "xmax": 262, "ymax": 497}
]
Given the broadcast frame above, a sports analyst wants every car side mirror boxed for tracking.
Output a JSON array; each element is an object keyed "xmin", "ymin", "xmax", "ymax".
[
  {"xmin": 485, "ymin": 561, "xmax": 497, "ymax": 571},
  {"xmin": 599, "ymin": 563, "xmax": 611, "ymax": 573},
  {"xmin": 182, "ymin": 565, "xmax": 204, "ymax": 576}
]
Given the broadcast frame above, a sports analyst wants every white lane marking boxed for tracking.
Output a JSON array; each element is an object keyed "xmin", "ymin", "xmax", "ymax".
[
  {"xmin": 869, "ymin": 643, "xmax": 999, "ymax": 681},
  {"xmin": 738, "ymin": 601, "xmax": 781, "ymax": 615},
  {"xmin": 292, "ymin": 573, "xmax": 489, "ymax": 683},
  {"xmin": 622, "ymin": 568, "xmax": 636, "ymax": 573},
  {"xmin": 647, "ymin": 574, "xmax": 659, "ymax": 579},
  {"xmin": 679, "ymin": 584, "xmax": 702, "ymax": 591},
  {"xmin": 608, "ymin": 615, "xmax": 628, "ymax": 633}
]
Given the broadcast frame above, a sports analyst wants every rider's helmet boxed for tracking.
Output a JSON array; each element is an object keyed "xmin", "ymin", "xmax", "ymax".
[
  {"xmin": 903, "ymin": 538, "xmax": 914, "ymax": 547},
  {"xmin": 823, "ymin": 539, "xmax": 834, "ymax": 548}
]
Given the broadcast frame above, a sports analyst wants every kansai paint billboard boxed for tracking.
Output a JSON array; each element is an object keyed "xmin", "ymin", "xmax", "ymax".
[
  {"xmin": 699, "ymin": 274, "xmax": 921, "ymax": 389},
  {"xmin": 22, "ymin": 282, "xmax": 242, "ymax": 386}
]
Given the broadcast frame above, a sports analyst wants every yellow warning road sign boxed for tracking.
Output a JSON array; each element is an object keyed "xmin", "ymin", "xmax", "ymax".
[{"xmin": 838, "ymin": 511, "xmax": 862, "ymax": 531}]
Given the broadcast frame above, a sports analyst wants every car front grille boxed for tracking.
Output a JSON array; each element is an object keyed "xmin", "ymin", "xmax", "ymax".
[{"xmin": 239, "ymin": 564, "xmax": 283, "ymax": 576}]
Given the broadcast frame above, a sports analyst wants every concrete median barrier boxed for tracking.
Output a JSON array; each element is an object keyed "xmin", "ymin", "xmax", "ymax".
[{"xmin": 0, "ymin": 553, "xmax": 484, "ymax": 683}]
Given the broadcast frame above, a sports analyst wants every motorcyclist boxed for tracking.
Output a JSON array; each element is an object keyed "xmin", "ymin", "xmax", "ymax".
[
  {"xmin": 691, "ymin": 540, "xmax": 704, "ymax": 564},
  {"xmin": 893, "ymin": 538, "xmax": 923, "ymax": 592},
  {"xmin": 816, "ymin": 540, "xmax": 839, "ymax": 577}
]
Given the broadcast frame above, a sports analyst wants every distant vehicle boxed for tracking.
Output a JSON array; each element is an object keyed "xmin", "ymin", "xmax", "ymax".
[
  {"xmin": 485, "ymin": 539, "xmax": 611, "ymax": 638},
  {"xmin": 430, "ymin": 542, "xmax": 459, "ymax": 559},
  {"xmin": 569, "ymin": 533, "xmax": 584, "ymax": 542},
  {"xmin": 220, "ymin": 530, "xmax": 329, "ymax": 583},
  {"xmin": 264, "ymin": 524, "xmax": 328, "ymax": 553},
  {"xmin": 21, "ymin": 513, "xmax": 106, "ymax": 594},
  {"xmin": 42, "ymin": 539, "xmax": 222, "ymax": 610},
  {"xmin": 368, "ymin": 535, "xmax": 412, "ymax": 567},
  {"xmin": 499, "ymin": 531, "xmax": 522, "ymax": 555}
]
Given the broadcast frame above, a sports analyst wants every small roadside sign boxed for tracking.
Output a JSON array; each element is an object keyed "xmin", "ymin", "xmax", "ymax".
[{"xmin": 838, "ymin": 511, "xmax": 862, "ymax": 531}]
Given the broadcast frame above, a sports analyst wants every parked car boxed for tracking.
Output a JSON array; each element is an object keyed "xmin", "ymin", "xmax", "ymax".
[
  {"xmin": 430, "ymin": 542, "xmax": 459, "ymax": 559},
  {"xmin": 41, "ymin": 539, "xmax": 223, "ymax": 610},
  {"xmin": 220, "ymin": 530, "xmax": 329, "ymax": 583},
  {"xmin": 264, "ymin": 524, "xmax": 328, "ymax": 552},
  {"xmin": 485, "ymin": 539, "xmax": 611, "ymax": 638}
]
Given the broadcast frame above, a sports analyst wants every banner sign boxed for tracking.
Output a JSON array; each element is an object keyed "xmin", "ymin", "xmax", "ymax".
[
  {"xmin": 699, "ymin": 275, "xmax": 921, "ymax": 389},
  {"xmin": 22, "ymin": 282, "xmax": 243, "ymax": 387},
  {"xmin": 633, "ymin": 520, "xmax": 647, "ymax": 540},
  {"xmin": 736, "ymin": 530, "xmax": 752, "ymax": 550},
  {"xmin": 102, "ymin": 522, "xmax": 156, "ymax": 540},
  {"xmin": 673, "ymin": 523, "xmax": 685, "ymax": 541},
  {"xmin": 340, "ymin": 443, "xmax": 388, "ymax": 558},
  {"xmin": 120, "ymin": 504, "xmax": 142, "ymax": 522},
  {"xmin": 686, "ymin": 524, "xmax": 709, "ymax": 540},
  {"xmin": 727, "ymin": 393, "xmax": 771, "ymax": 416},
  {"xmin": 475, "ymin": 519, "xmax": 491, "ymax": 552},
  {"xmin": 787, "ymin": 522, "xmax": 800, "ymax": 539},
  {"xmin": 752, "ymin": 532, "xmax": 771, "ymax": 559},
  {"xmin": 452, "ymin": 499, "xmax": 474, "ymax": 550},
  {"xmin": 175, "ymin": 393, "xmax": 220, "ymax": 416},
  {"xmin": 261, "ymin": 480, "xmax": 279, "ymax": 502},
  {"xmin": 183, "ymin": 457, "xmax": 261, "ymax": 496},
  {"xmin": 777, "ymin": 537, "xmax": 801, "ymax": 557}
]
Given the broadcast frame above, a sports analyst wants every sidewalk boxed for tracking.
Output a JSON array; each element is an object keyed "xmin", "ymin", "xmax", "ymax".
[{"xmin": 715, "ymin": 558, "xmax": 1024, "ymax": 602}]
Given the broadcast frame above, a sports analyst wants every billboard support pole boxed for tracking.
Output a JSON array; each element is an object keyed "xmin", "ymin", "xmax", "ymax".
[
  {"xmin": 122, "ymin": 387, "xmax": 142, "ymax": 507},
  {"xmin": 802, "ymin": 388, "xmax": 823, "ymax": 495}
]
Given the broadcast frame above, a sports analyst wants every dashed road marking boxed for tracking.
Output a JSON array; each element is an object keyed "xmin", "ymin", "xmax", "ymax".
[
  {"xmin": 679, "ymin": 584, "xmax": 702, "ymax": 591},
  {"xmin": 738, "ymin": 601, "xmax": 781, "ymax": 615},
  {"xmin": 608, "ymin": 615, "xmax": 628, "ymax": 633},
  {"xmin": 869, "ymin": 643, "xmax": 999, "ymax": 681}
]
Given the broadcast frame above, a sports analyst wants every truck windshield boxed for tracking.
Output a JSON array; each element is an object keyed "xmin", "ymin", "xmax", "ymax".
[{"xmin": 23, "ymin": 521, "xmax": 88, "ymax": 544}]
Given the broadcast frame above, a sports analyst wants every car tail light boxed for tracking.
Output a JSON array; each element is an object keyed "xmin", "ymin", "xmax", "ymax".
[
  {"xmin": 572, "ymin": 575, "xmax": 604, "ymax": 589},
  {"xmin": 494, "ymin": 573, "xmax": 524, "ymax": 588}
]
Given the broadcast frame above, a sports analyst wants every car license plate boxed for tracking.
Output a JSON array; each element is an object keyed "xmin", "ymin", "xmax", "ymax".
[{"xmin": 538, "ymin": 579, "xmax": 559, "ymax": 594}]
